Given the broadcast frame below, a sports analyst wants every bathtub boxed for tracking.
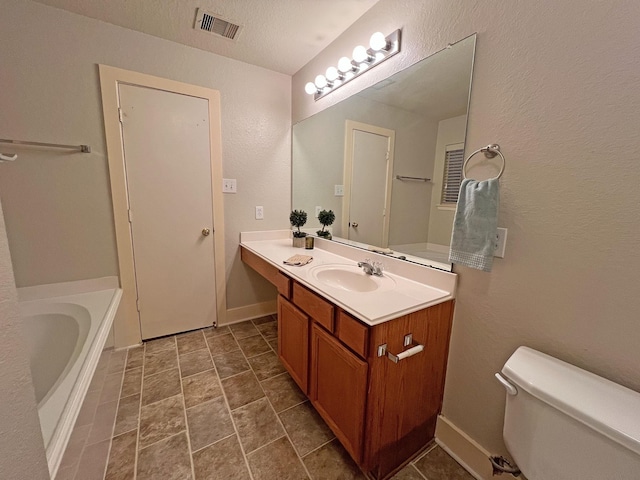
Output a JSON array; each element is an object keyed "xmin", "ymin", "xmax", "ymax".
[
  {"xmin": 18, "ymin": 277, "xmax": 122, "ymax": 476},
  {"xmin": 388, "ymin": 242, "xmax": 452, "ymax": 271}
]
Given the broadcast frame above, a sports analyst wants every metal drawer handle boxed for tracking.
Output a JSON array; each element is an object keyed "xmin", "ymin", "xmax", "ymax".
[{"xmin": 377, "ymin": 343, "xmax": 424, "ymax": 363}]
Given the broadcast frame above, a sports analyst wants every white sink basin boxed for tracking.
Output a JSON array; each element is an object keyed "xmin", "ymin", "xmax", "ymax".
[{"xmin": 309, "ymin": 264, "xmax": 396, "ymax": 293}]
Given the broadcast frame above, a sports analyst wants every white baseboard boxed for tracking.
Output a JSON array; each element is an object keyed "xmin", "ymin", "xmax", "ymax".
[
  {"xmin": 435, "ymin": 415, "xmax": 519, "ymax": 480},
  {"xmin": 224, "ymin": 300, "xmax": 277, "ymax": 325}
]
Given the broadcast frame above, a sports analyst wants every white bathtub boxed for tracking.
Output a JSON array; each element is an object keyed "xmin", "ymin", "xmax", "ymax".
[{"xmin": 18, "ymin": 277, "xmax": 122, "ymax": 476}]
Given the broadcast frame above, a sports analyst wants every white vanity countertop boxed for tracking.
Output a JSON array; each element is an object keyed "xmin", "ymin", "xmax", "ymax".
[{"xmin": 240, "ymin": 231, "xmax": 457, "ymax": 326}]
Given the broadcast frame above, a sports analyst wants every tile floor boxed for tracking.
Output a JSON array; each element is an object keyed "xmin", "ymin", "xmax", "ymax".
[{"xmin": 57, "ymin": 315, "xmax": 474, "ymax": 480}]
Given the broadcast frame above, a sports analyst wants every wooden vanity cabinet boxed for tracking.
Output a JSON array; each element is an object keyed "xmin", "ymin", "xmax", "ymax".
[
  {"xmin": 241, "ymin": 246, "xmax": 454, "ymax": 479},
  {"xmin": 241, "ymin": 247, "xmax": 291, "ymax": 298},
  {"xmin": 363, "ymin": 300, "xmax": 454, "ymax": 479},
  {"xmin": 310, "ymin": 322, "xmax": 368, "ymax": 463}
]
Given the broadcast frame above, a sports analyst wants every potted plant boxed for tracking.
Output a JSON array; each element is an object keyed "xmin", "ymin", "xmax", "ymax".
[
  {"xmin": 316, "ymin": 209, "xmax": 335, "ymax": 240},
  {"xmin": 289, "ymin": 209, "xmax": 308, "ymax": 247}
]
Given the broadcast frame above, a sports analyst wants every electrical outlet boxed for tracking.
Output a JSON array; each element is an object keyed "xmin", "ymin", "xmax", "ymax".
[
  {"xmin": 222, "ymin": 178, "xmax": 237, "ymax": 193},
  {"xmin": 255, "ymin": 206, "xmax": 264, "ymax": 220},
  {"xmin": 315, "ymin": 206, "xmax": 322, "ymax": 217},
  {"xmin": 334, "ymin": 185, "xmax": 344, "ymax": 196},
  {"xmin": 494, "ymin": 227, "xmax": 508, "ymax": 258}
]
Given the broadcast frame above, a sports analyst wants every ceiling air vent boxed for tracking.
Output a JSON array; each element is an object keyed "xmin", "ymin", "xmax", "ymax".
[{"xmin": 194, "ymin": 8, "xmax": 242, "ymax": 41}]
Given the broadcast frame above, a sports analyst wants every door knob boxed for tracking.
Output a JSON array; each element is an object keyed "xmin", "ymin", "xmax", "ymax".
[
  {"xmin": 351, "ymin": 222, "xmax": 358, "ymax": 228},
  {"xmin": 202, "ymin": 228, "xmax": 211, "ymax": 236}
]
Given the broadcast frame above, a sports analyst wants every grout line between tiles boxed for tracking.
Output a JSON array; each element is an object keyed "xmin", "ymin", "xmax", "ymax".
[
  {"xmin": 175, "ymin": 335, "xmax": 197, "ymax": 480},
  {"xmin": 206, "ymin": 325, "xmax": 257, "ymax": 480},
  {"xmin": 299, "ymin": 436, "xmax": 337, "ymax": 459},
  {"xmin": 412, "ymin": 440, "xmax": 438, "ymax": 464},
  {"xmin": 136, "ymin": 430, "xmax": 187, "ymax": 453},
  {"xmin": 132, "ymin": 342, "xmax": 149, "ymax": 479},
  {"xmin": 242, "ymin": 433, "xmax": 287, "ymax": 456},
  {"xmin": 98, "ymin": 349, "xmax": 125, "ymax": 480},
  {"xmin": 215, "ymin": 363, "xmax": 250, "ymax": 382},
  {"xmin": 101, "ymin": 321, "xmax": 453, "ymax": 480},
  {"xmin": 189, "ymin": 431, "xmax": 236, "ymax": 455},
  {"xmin": 240, "ymin": 318, "xmax": 314, "ymax": 479},
  {"xmin": 227, "ymin": 390, "xmax": 269, "ymax": 413},
  {"xmin": 409, "ymin": 463, "xmax": 430, "ymax": 480},
  {"xmin": 276, "ymin": 398, "xmax": 310, "ymax": 415}
]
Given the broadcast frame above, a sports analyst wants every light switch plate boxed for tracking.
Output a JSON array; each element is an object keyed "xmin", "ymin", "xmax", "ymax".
[
  {"xmin": 494, "ymin": 227, "xmax": 507, "ymax": 258},
  {"xmin": 223, "ymin": 178, "xmax": 237, "ymax": 193},
  {"xmin": 334, "ymin": 185, "xmax": 344, "ymax": 196},
  {"xmin": 255, "ymin": 206, "xmax": 264, "ymax": 220}
]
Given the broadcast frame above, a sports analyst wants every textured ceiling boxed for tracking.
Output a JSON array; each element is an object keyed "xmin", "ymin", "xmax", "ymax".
[
  {"xmin": 31, "ymin": 0, "xmax": 380, "ymax": 75},
  {"xmin": 356, "ymin": 35, "xmax": 476, "ymax": 121}
]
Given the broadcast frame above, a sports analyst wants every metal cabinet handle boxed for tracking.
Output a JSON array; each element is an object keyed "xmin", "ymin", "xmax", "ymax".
[
  {"xmin": 202, "ymin": 228, "xmax": 211, "ymax": 236},
  {"xmin": 351, "ymin": 222, "xmax": 358, "ymax": 228},
  {"xmin": 377, "ymin": 343, "xmax": 424, "ymax": 363}
]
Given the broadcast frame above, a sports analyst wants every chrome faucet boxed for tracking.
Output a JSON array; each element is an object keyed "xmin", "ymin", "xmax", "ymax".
[{"xmin": 358, "ymin": 259, "xmax": 384, "ymax": 276}]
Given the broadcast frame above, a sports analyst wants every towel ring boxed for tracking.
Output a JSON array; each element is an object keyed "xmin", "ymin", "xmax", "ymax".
[{"xmin": 463, "ymin": 144, "xmax": 505, "ymax": 180}]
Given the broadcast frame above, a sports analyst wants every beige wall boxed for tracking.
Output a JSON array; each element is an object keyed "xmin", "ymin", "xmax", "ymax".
[
  {"xmin": 427, "ymin": 114, "xmax": 467, "ymax": 246},
  {"xmin": 0, "ymin": 0, "xmax": 289, "ymax": 311},
  {"xmin": 0, "ymin": 199, "xmax": 50, "ymax": 479},
  {"xmin": 293, "ymin": 0, "xmax": 640, "ymax": 459}
]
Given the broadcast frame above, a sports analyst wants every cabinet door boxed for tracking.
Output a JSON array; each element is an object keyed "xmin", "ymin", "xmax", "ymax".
[
  {"xmin": 310, "ymin": 323, "xmax": 368, "ymax": 463},
  {"xmin": 364, "ymin": 300, "xmax": 454, "ymax": 478},
  {"xmin": 278, "ymin": 295, "xmax": 310, "ymax": 394}
]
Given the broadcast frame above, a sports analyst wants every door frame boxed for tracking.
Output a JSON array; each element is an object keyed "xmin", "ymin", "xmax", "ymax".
[
  {"xmin": 341, "ymin": 120, "xmax": 395, "ymax": 247},
  {"xmin": 99, "ymin": 65, "xmax": 226, "ymax": 347}
]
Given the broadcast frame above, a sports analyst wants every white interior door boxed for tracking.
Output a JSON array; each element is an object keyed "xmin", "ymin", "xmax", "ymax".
[
  {"xmin": 343, "ymin": 121, "xmax": 395, "ymax": 247},
  {"xmin": 118, "ymin": 84, "xmax": 217, "ymax": 339}
]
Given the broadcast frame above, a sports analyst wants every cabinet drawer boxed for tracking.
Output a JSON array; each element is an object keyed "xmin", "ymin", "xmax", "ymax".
[
  {"xmin": 336, "ymin": 310, "xmax": 369, "ymax": 358},
  {"xmin": 241, "ymin": 246, "xmax": 291, "ymax": 299},
  {"xmin": 293, "ymin": 282, "xmax": 334, "ymax": 332}
]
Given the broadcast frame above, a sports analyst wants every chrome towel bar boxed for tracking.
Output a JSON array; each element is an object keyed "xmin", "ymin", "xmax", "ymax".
[
  {"xmin": 395, "ymin": 175, "xmax": 430, "ymax": 182},
  {"xmin": 0, "ymin": 138, "xmax": 91, "ymax": 153}
]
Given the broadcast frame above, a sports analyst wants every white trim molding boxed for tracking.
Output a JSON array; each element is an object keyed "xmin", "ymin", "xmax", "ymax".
[
  {"xmin": 99, "ymin": 65, "xmax": 227, "ymax": 347},
  {"xmin": 225, "ymin": 300, "xmax": 277, "ymax": 325},
  {"xmin": 435, "ymin": 415, "xmax": 519, "ymax": 480}
]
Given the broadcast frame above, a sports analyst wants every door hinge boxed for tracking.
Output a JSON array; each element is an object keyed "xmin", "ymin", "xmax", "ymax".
[
  {"xmin": 386, "ymin": 150, "xmax": 390, "ymax": 160},
  {"xmin": 128, "ymin": 209, "xmax": 133, "ymax": 223},
  {"xmin": 118, "ymin": 108, "xmax": 124, "ymax": 124}
]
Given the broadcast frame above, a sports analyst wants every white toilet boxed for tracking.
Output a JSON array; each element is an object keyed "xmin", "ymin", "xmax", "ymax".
[{"xmin": 496, "ymin": 346, "xmax": 640, "ymax": 480}]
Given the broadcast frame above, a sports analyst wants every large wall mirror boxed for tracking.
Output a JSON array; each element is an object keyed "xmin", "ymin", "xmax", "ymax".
[{"xmin": 293, "ymin": 34, "xmax": 476, "ymax": 271}]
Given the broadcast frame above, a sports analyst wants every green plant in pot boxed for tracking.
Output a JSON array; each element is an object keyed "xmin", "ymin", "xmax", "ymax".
[
  {"xmin": 316, "ymin": 209, "xmax": 335, "ymax": 240},
  {"xmin": 289, "ymin": 209, "xmax": 308, "ymax": 248}
]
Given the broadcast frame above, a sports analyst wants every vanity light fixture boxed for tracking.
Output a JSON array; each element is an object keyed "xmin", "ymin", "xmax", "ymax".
[{"xmin": 305, "ymin": 29, "xmax": 401, "ymax": 101}]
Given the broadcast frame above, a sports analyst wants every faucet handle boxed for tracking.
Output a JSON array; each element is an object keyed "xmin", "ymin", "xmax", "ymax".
[{"xmin": 372, "ymin": 261, "xmax": 384, "ymax": 276}]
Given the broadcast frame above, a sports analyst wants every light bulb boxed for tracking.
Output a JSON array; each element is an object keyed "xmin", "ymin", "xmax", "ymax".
[
  {"xmin": 338, "ymin": 56, "xmax": 354, "ymax": 73},
  {"xmin": 315, "ymin": 75, "xmax": 328, "ymax": 89},
  {"xmin": 369, "ymin": 32, "xmax": 388, "ymax": 51},
  {"xmin": 352, "ymin": 45, "xmax": 369, "ymax": 63},
  {"xmin": 326, "ymin": 66, "xmax": 339, "ymax": 82},
  {"xmin": 304, "ymin": 82, "xmax": 317, "ymax": 95}
]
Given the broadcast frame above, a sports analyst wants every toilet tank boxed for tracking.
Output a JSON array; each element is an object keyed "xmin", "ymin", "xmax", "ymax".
[{"xmin": 498, "ymin": 347, "xmax": 640, "ymax": 480}]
